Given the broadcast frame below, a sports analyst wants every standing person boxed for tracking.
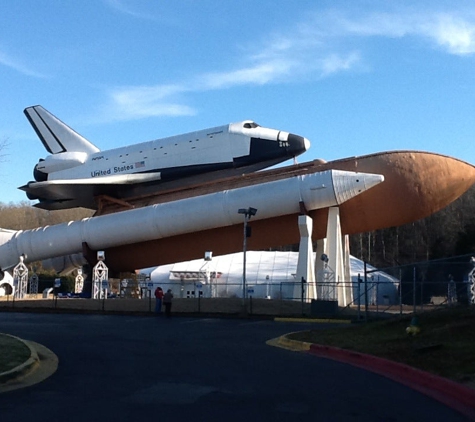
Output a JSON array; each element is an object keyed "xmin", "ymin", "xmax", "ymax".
[
  {"xmin": 154, "ymin": 287, "xmax": 164, "ymax": 314},
  {"xmin": 163, "ymin": 289, "xmax": 174, "ymax": 318}
]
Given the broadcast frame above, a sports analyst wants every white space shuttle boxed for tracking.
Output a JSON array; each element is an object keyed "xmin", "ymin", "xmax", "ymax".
[{"xmin": 21, "ymin": 106, "xmax": 310, "ymax": 211}]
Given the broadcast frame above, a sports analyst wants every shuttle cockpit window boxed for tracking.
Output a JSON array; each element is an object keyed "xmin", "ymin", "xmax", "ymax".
[{"xmin": 243, "ymin": 121, "xmax": 259, "ymax": 129}]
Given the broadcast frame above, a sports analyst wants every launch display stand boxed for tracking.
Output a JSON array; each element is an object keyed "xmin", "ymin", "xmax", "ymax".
[
  {"xmin": 13, "ymin": 255, "xmax": 28, "ymax": 300},
  {"xmin": 314, "ymin": 207, "xmax": 352, "ymax": 307},
  {"xmin": 469, "ymin": 265, "xmax": 475, "ymax": 305},
  {"xmin": 92, "ymin": 252, "xmax": 108, "ymax": 300},
  {"xmin": 75, "ymin": 268, "xmax": 84, "ymax": 294}
]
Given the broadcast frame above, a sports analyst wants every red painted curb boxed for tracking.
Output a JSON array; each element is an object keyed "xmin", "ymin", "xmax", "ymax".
[{"xmin": 309, "ymin": 344, "xmax": 475, "ymax": 420}]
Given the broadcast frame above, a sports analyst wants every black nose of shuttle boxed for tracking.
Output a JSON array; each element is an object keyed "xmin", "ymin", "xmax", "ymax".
[{"xmin": 287, "ymin": 133, "xmax": 311, "ymax": 156}]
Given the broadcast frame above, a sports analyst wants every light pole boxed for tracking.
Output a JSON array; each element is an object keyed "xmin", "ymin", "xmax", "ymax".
[{"xmin": 238, "ymin": 207, "xmax": 257, "ymax": 304}]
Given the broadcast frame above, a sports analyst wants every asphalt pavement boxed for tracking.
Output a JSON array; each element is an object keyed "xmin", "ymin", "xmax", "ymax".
[{"xmin": 0, "ymin": 313, "xmax": 471, "ymax": 422}]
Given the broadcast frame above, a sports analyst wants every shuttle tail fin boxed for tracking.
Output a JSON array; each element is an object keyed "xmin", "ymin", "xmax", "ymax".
[{"xmin": 24, "ymin": 105, "xmax": 100, "ymax": 155}]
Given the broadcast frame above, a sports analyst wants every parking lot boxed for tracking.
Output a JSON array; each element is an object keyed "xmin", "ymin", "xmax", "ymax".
[{"xmin": 0, "ymin": 312, "xmax": 468, "ymax": 422}]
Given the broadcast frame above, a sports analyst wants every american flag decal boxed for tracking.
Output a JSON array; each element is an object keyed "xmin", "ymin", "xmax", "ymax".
[{"xmin": 135, "ymin": 161, "xmax": 145, "ymax": 168}]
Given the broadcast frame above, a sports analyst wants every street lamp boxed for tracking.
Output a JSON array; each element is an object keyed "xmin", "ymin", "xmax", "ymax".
[{"xmin": 238, "ymin": 207, "xmax": 257, "ymax": 303}]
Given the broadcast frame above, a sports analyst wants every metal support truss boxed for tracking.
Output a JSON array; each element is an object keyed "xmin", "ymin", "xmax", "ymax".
[
  {"xmin": 92, "ymin": 258, "xmax": 108, "ymax": 300},
  {"xmin": 75, "ymin": 268, "xmax": 84, "ymax": 294},
  {"xmin": 469, "ymin": 266, "xmax": 475, "ymax": 305},
  {"xmin": 13, "ymin": 255, "xmax": 28, "ymax": 299},
  {"xmin": 316, "ymin": 261, "xmax": 336, "ymax": 301},
  {"xmin": 29, "ymin": 273, "xmax": 39, "ymax": 297}
]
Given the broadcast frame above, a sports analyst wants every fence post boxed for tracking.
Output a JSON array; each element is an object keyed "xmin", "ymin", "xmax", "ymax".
[
  {"xmin": 376, "ymin": 279, "xmax": 379, "ymax": 314},
  {"xmin": 357, "ymin": 273, "xmax": 361, "ymax": 320},
  {"xmin": 420, "ymin": 278, "xmax": 424, "ymax": 311},
  {"xmin": 413, "ymin": 266, "xmax": 416, "ymax": 314},
  {"xmin": 399, "ymin": 268, "xmax": 403, "ymax": 315},
  {"xmin": 364, "ymin": 261, "xmax": 369, "ymax": 322},
  {"xmin": 279, "ymin": 282, "xmax": 283, "ymax": 316}
]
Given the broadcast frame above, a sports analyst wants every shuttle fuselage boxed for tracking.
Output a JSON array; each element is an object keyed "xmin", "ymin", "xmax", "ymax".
[{"xmin": 21, "ymin": 106, "xmax": 310, "ymax": 210}]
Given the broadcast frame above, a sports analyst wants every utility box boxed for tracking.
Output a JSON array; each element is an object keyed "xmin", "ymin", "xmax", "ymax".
[{"xmin": 310, "ymin": 299, "xmax": 338, "ymax": 316}]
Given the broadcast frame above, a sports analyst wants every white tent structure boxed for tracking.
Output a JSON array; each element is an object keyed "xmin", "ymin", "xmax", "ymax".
[
  {"xmin": 144, "ymin": 251, "xmax": 399, "ymax": 305},
  {"xmin": 349, "ymin": 257, "xmax": 400, "ymax": 306}
]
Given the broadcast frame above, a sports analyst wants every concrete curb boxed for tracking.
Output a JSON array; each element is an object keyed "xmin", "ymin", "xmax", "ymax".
[
  {"xmin": 266, "ymin": 331, "xmax": 312, "ymax": 351},
  {"xmin": 0, "ymin": 334, "xmax": 39, "ymax": 384},
  {"xmin": 274, "ymin": 317, "xmax": 352, "ymax": 324},
  {"xmin": 308, "ymin": 343, "xmax": 475, "ymax": 420}
]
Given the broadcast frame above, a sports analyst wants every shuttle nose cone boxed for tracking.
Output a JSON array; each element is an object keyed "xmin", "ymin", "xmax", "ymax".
[
  {"xmin": 304, "ymin": 137, "xmax": 311, "ymax": 151},
  {"xmin": 287, "ymin": 133, "xmax": 311, "ymax": 156}
]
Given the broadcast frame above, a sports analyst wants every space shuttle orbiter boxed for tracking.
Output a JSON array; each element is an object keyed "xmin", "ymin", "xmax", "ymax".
[{"xmin": 21, "ymin": 105, "xmax": 310, "ymax": 210}]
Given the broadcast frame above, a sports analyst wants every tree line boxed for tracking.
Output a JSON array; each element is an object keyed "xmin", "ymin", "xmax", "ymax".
[
  {"xmin": 349, "ymin": 185, "xmax": 475, "ymax": 270},
  {"xmin": 0, "ymin": 202, "xmax": 93, "ymax": 230},
  {"xmin": 349, "ymin": 185, "xmax": 475, "ymax": 304}
]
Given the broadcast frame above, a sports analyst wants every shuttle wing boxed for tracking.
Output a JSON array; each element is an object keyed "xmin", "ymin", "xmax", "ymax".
[
  {"xmin": 26, "ymin": 172, "xmax": 162, "ymax": 187},
  {"xmin": 20, "ymin": 173, "xmax": 162, "ymax": 210}
]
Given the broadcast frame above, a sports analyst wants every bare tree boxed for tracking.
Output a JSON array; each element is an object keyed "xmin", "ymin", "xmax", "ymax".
[{"xmin": 0, "ymin": 136, "xmax": 9, "ymax": 163}]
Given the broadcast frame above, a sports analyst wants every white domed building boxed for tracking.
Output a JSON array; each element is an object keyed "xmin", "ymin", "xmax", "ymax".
[{"xmin": 144, "ymin": 251, "xmax": 399, "ymax": 305}]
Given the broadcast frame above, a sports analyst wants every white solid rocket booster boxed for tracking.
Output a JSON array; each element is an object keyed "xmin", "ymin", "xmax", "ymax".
[{"xmin": 0, "ymin": 169, "xmax": 383, "ymax": 270}]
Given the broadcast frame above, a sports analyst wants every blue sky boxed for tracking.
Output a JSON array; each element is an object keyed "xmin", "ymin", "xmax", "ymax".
[{"xmin": 2, "ymin": 0, "xmax": 475, "ymax": 204}]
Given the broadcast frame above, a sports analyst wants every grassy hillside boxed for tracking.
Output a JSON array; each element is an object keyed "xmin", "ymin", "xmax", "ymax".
[{"xmin": 289, "ymin": 305, "xmax": 475, "ymax": 385}]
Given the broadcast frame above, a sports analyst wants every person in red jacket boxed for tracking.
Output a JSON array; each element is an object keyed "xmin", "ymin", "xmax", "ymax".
[{"xmin": 154, "ymin": 287, "xmax": 164, "ymax": 314}]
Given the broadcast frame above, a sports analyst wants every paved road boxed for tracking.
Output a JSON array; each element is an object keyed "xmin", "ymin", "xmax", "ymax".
[{"xmin": 0, "ymin": 313, "xmax": 468, "ymax": 421}]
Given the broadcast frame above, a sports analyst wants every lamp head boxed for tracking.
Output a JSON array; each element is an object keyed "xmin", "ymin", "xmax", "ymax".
[{"xmin": 238, "ymin": 207, "xmax": 258, "ymax": 217}]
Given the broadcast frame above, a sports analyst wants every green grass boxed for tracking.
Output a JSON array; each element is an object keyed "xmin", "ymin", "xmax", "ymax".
[
  {"xmin": 0, "ymin": 334, "xmax": 31, "ymax": 374},
  {"xmin": 289, "ymin": 305, "xmax": 475, "ymax": 384}
]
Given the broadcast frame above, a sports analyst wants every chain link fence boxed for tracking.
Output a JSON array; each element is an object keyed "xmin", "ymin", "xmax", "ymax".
[{"xmin": 1, "ymin": 254, "xmax": 474, "ymax": 318}]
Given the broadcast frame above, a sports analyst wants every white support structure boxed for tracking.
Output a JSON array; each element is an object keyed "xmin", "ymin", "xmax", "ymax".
[
  {"xmin": 343, "ymin": 234, "xmax": 351, "ymax": 291},
  {"xmin": 75, "ymin": 268, "xmax": 84, "ymax": 294},
  {"xmin": 13, "ymin": 256, "xmax": 28, "ymax": 299},
  {"xmin": 294, "ymin": 215, "xmax": 316, "ymax": 302},
  {"xmin": 469, "ymin": 267, "xmax": 475, "ymax": 305},
  {"xmin": 92, "ymin": 257, "xmax": 108, "ymax": 300},
  {"xmin": 317, "ymin": 207, "xmax": 353, "ymax": 307},
  {"xmin": 315, "ymin": 239, "xmax": 332, "ymax": 300}
]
